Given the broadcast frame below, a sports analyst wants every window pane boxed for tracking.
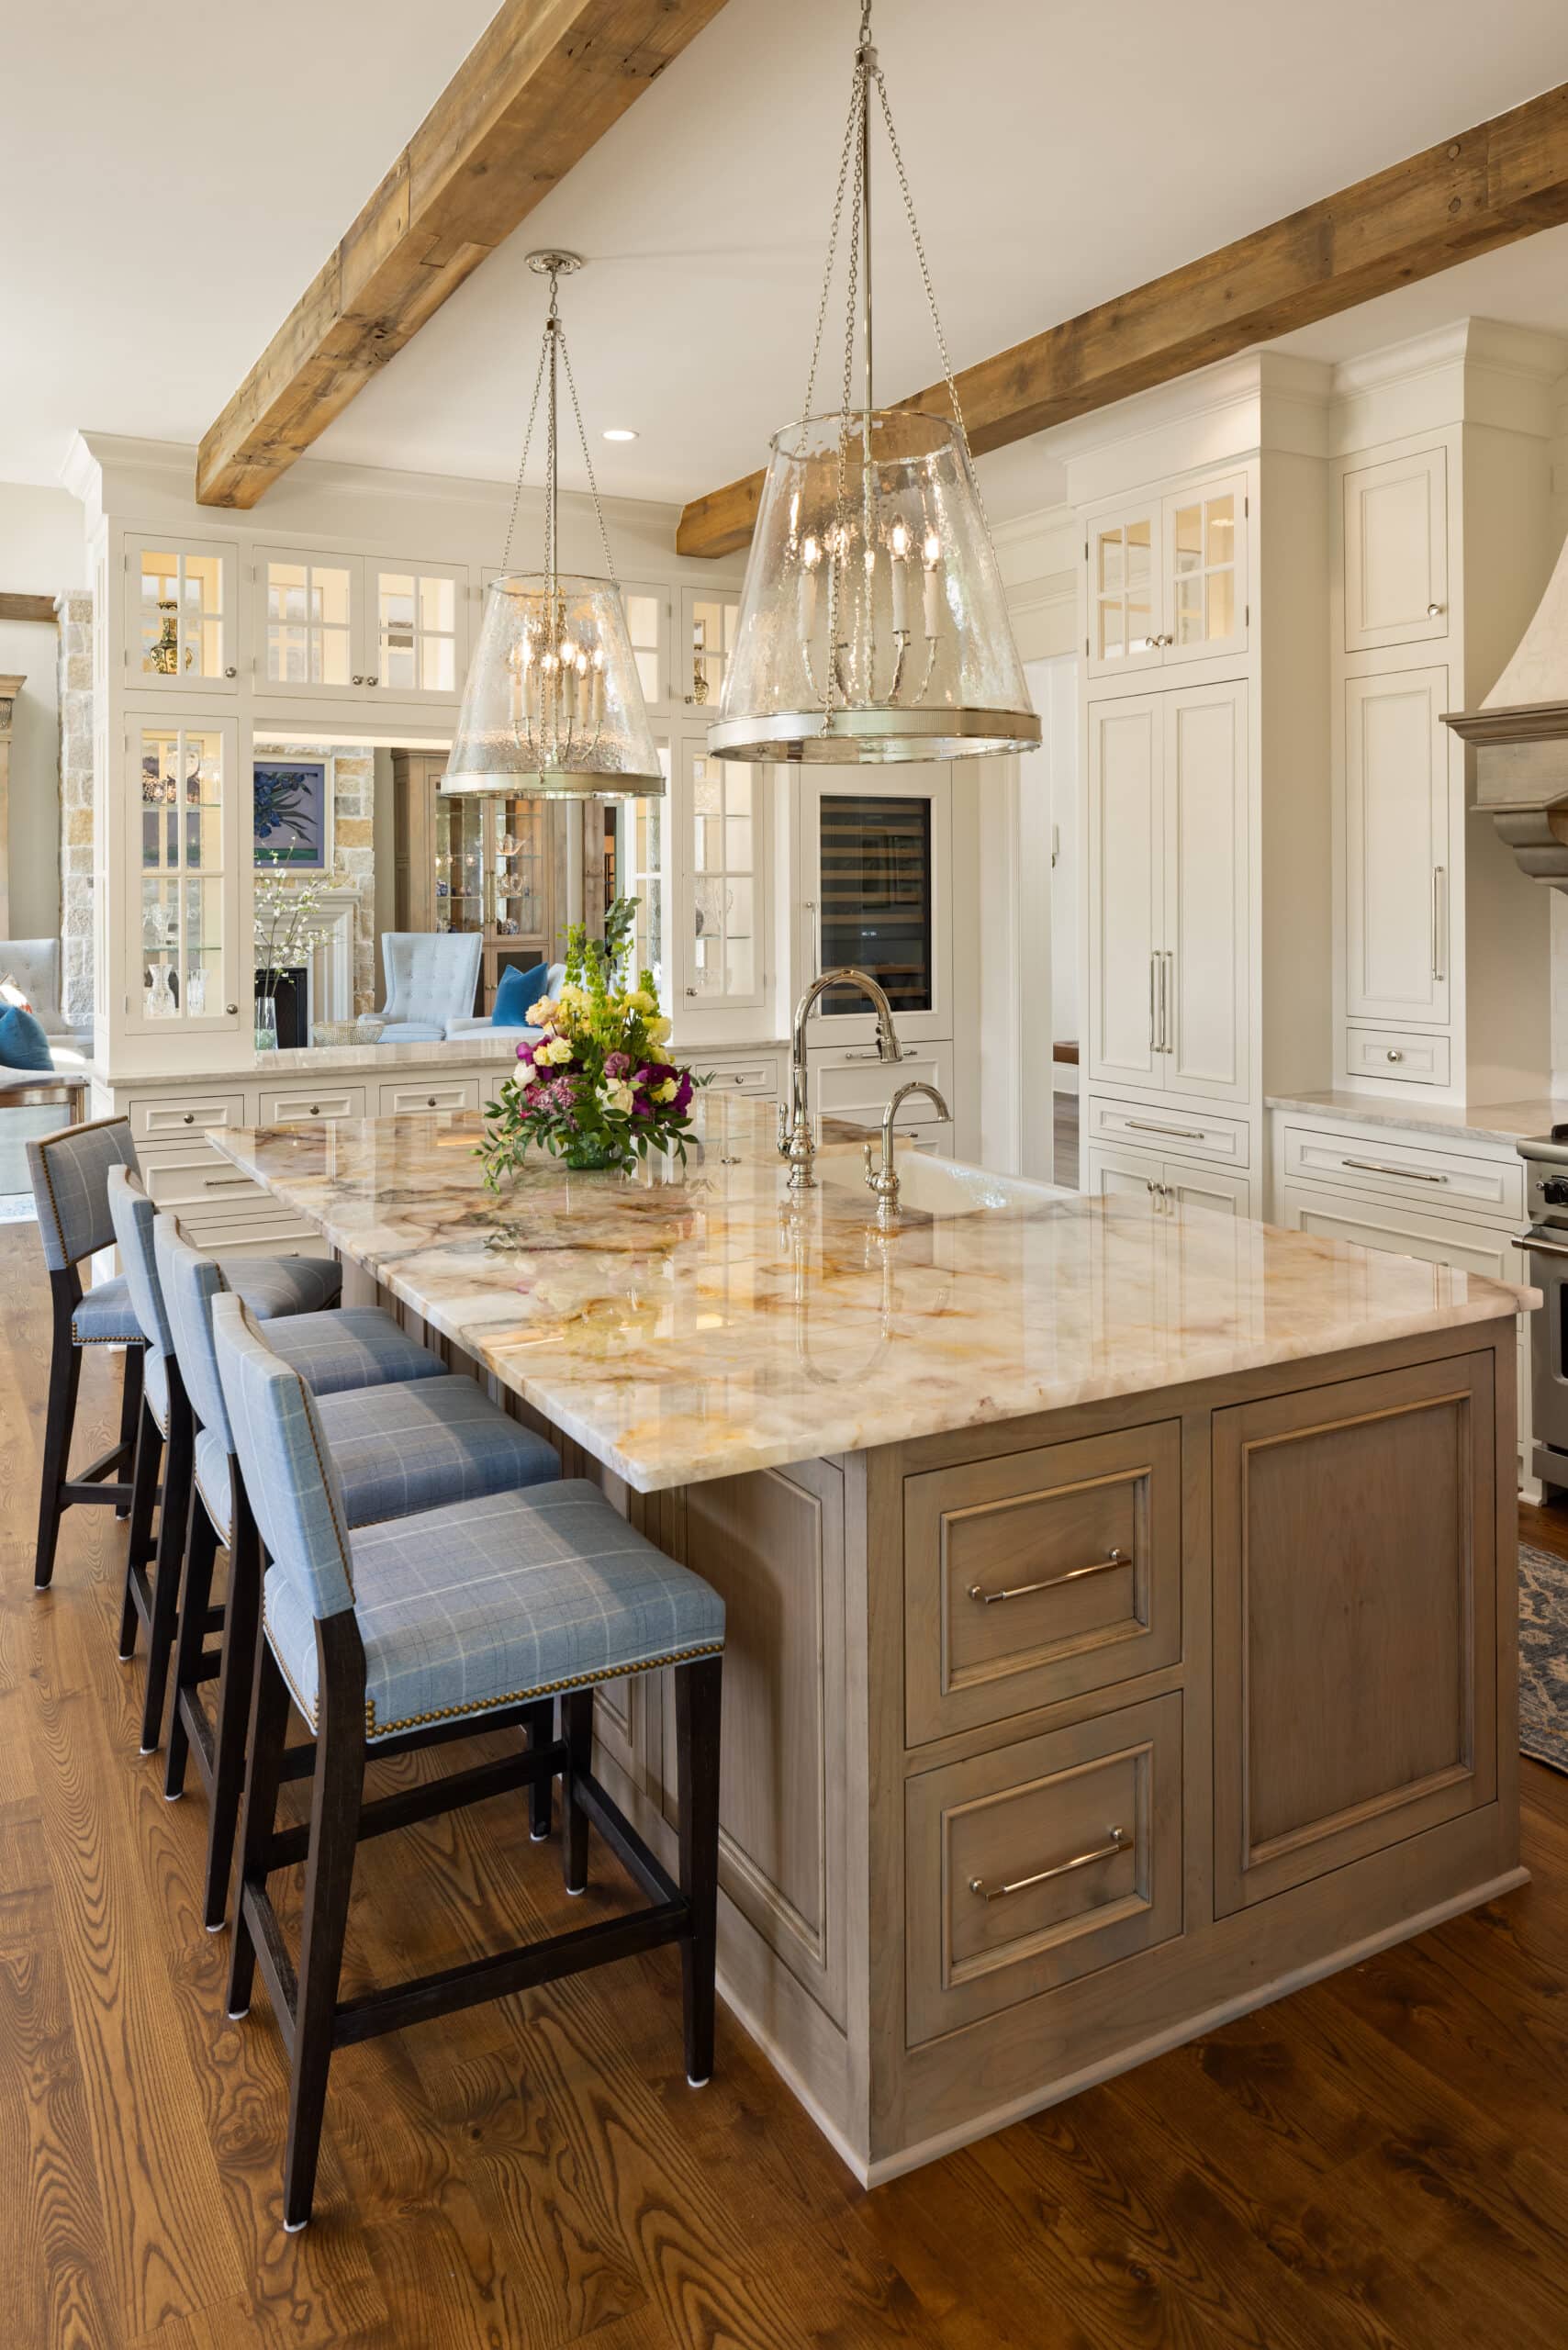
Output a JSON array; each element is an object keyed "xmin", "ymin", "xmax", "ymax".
[
  {"xmin": 722, "ymin": 766, "xmax": 751, "ymax": 816},
  {"xmin": 313, "ymin": 565, "xmax": 352, "ymax": 628},
  {"xmin": 1171, "ymin": 505, "xmax": 1203, "ymax": 573},
  {"xmin": 634, "ymin": 647, "xmax": 659, "ymax": 703},
  {"xmin": 418, "ymin": 574, "xmax": 454, "ymax": 632},
  {"xmin": 692, "ymin": 759, "xmax": 721, "ymax": 815},
  {"xmin": 1174, "ymin": 577, "xmax": 1204, "ymax": 644},
  {"xmin": 420, "ymin": 635, "xmax": 455, "ymax": 692},
  {"xmin": 1205, "ymin": 498, "xmax": 1235, "ymax": 567},
  {"xmin": 1206, "ymin": 570, "xmax": 1234, "ymax": 640},
  {"xmin": 725, "ymin": 813, "xmax": 753, "ymax": 873},
  {"xmin": 625, "ymin": 592, "xmax": 659, "ymax": 648},
  {"xmin": 1098, "ymin": 532, "xmax": 1124, "ymax": 594},
  {"xmin": 316, "ymin": 626, "xmax": 351, "ymax": 686},
  {"xmin": 1099, "ymin": 599, "xmax": 1125, "ymax": 659},
  {"xmin": 725, "ymin": 934, "xmax": 755, "ymax": 994},
  {"xmin": 1126, "ymin": 520, "xmax": 1152, "ymax": 587},
  {"xmin": 726, "ymin": 878, "xmax": 754, "ymax": 941},
  {"xmin": 268, "ymin": 563, "xmax": 306, "ymax": 618},
  {"xmin": 380, "ymin": 575, "xmax": 415, "ymax": 615}
]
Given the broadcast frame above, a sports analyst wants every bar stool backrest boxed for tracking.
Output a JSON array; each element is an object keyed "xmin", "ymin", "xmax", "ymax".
[
  {"xmin": 27, "ymin": 1116, "xmax": 139, "ymax": 1272},
  {"xmin": 211, "ymin": 1292, "xmax": 355, "ymax": 1620},
  {"xmin": 106, "ymin": 1165, "xmax": 174, "ymax": 1360},
  {"xmin": 155, "ymin": 1214, "xmax": 235, "ymax": 1449}
]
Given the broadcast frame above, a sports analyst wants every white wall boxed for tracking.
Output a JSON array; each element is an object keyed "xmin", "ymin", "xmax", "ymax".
[{"xmin": 0, "ymin": 483, "xmax": 85, "ymax": 941}]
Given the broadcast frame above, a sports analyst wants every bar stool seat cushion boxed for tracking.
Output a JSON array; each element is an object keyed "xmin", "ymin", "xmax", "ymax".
[
  {"xmin": 225, "ymin": 1255, "xmax": 342, "ymax": 1319},
  {"xmin": 70, "ymin": 1272, "xmax": 147, "ymax": 1346},
  {"xmin": 265, "ymin": 1307, "xmax": 445, "ymax": 1400},
  {"xmin": 193, "ymin": 1374, "xmax": 559, "ymax": 1545},
  {"xmin": 263, "ymin": 1479, "xmax": 725, "ymax": 1741}
]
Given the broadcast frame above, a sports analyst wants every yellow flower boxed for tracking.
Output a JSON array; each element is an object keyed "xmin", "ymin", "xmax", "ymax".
[
  {"xmin": 526, "ymin": 996, "xmax": 554, "ymax": 1024},
  {"xmin": 544, "ymin": 1036, "xmax": 574, "ymax": 1065},
  {"xmin": 654, "ymin": 1078, "xmax": 678, "ymax": 1103},
  {"xmin": 624, "ymin": 987, "xmax": 659, "ymax": 1017},
  {"xmin": 646, "ymin": 1014, "xmax": 672, "ymax": 1044}
]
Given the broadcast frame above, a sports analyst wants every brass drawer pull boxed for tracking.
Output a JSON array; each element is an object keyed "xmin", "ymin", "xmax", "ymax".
[
  {"xmin": 1126, "ymin": 1119, "xmax": 1206, "ymax": 1141},
  {"xmin": 203, "ymin": 1176, "xmax": 255, "ymax": 1190},
  {"xmin": 969, "ymin": 1826, "xmax": 1128, "ymax": 1902},
  {"xmin": 967, "ymin": 1547, "xmax": 1126, "ymax": 1606},
  {"xmin": 1341, "ymin": 1158, "xmax": 1447, "ymax": 1184}
]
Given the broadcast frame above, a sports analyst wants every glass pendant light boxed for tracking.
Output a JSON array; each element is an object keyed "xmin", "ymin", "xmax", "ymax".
[
  {"xmin": 442, "ymin": 252, "xmax": 663, "ymax": 802},
  {"xmin": 709, "ymin": 4, "xmax": 1039, "ymax": 767}
]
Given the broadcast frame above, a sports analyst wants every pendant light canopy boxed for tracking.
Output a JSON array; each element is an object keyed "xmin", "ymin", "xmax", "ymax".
[
  {"xmin": 710, "ymin": 6, "xmax": 1039, "ymax": 767},
  {"xmin": 442, "ymin": 253, "xmax": 663, "ymax": 803}
]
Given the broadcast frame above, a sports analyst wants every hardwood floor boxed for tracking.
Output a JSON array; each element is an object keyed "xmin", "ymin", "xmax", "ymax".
[{"xmin": 3, "ymin": 1218, "xmax": 1566, "ymax": 2348}]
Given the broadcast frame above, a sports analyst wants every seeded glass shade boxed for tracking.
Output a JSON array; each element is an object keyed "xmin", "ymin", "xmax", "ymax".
[
  {"xmin": 442, "ymin": 573, "xmax": 664, "ymax": 801},
  {"xmin": 709, "ymin": 410, "xmax": 1040, "ymax": 765}
]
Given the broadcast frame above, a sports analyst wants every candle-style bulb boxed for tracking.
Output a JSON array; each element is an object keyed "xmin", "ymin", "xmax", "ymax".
[
  {"xmin": 890, "ymin": 520, "xmax": 912, "ymax": 561},
  {"xmin": 922, "ymin": 531, "xmax": 941, "ymax": 568}
]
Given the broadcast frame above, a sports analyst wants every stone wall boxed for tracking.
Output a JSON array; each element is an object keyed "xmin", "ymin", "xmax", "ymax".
[
  {"xmin": 56, "ymin": 588, "xmax": 94, "ymax": 1027},
  {"xmin": 253, "ymin": 741, "xmax": 377, "ymax": 1014}
]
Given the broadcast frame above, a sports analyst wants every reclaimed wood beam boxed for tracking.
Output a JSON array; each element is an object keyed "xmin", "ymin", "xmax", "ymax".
[
  {"xmin": 196, "ymin": 0, "xmax": 734, "ymax": 509},
  {"xmin": 678, "ymin": 79, "xmax": 1568, "ymax": 557},
  {"xmin": 0, "ymin": 594, "xmax": 57, "ymax": 625}
]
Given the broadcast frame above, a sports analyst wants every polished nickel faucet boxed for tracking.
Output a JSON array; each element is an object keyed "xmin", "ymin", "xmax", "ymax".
[
  {"xmin": 778, "ymin": 967, "xmax": 903, "ymax": 1190},
  {"xmin": 863, "ymin": 1080, "xmax": 952, "ymax": 1226}
]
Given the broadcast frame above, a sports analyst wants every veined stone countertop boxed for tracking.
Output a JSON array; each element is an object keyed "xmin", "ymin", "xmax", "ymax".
[
  {"xmin": 1267, "ymin": 1090, "xmax": 1568, "ymax": 1148},
  {"xmin": 89, "ymin": 1035, "xmax": 791, "ymax": 1088},
  {"xmin": 211, "ymin": 1096, "xmax": 1535, "ymax": 1494}
]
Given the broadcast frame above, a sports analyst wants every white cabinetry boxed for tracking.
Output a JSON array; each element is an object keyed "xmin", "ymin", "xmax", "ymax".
[
  {"xmin": 1087, "ymin": 680, "xmax": 1248, "ymax": 1103},
  {"xmin": 1340, "ymin": 445, "xmax": 1448, "ymax": 653},
  {"xmin": 254, "ymin": 548, "xmax": 468, "ymax": 697},
  {"xmin": 125, "ymin": 536, "xmax": 240, "ymax": 694},
  {"xmin": 1087, "ymin": 472, "xmax": 1249, "ymax": 680},
  {"xmin": 1083, "ymin": 1141, "xmax": 1249, "ymax": 1216},
  {"xmin": 1342, "ymin": 666, "xmax": 1452, "ymax": 1027}
]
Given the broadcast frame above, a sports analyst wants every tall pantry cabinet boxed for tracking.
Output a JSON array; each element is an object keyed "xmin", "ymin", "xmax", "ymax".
[{"xmin": 1068, "ymin": 354, "xmax": 1334, "ymax": 1217}]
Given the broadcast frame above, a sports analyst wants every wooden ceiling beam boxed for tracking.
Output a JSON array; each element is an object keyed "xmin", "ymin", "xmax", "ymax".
[
  {"xmin": 677, "ymin": 80, "xmax": 1568, "ymax": 558},
  {"xmin": 0, "ymin": 593, "xmax": 58, "ymax": 625},
  {"xmin": 196, "ymin": 0, "xmax": 734, "ymax": 509}
]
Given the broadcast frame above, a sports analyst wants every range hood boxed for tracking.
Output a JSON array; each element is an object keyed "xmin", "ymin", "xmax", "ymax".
[{"xmin": 1444, "ymin": 539, "xmax": 1568, "ymax": 885}]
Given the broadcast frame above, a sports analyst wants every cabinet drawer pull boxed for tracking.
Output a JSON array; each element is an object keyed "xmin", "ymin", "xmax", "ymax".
[
  {"xmin": 1126, "ymin": 1119, "xmax": 1205, "ymax": 1141},
  {"xmin": 1432, "ymin": 866, "xmax": 1445, "ymax": 982},
  {"xmin": 969, "ymin": 1826, "xmax": 1128, "ymax": 1902},
  {"xmin": 967, "ymin": 1548, "xmax": 1126, "ymax": 1606},
  {"xmin": 203, "ymin": 1176, "xmax": 255, "ymax": 1191},
  {"xmin": 1341, "ymin": 1157, "xmax": 1447, "ymax": 1184},
  {"xmin": 843, "ymin": 1046, "xmax": 907, "ymax": 1063},
  {"xmin": 1148, "ymin": 952, "xmax": 1157, "ymax": 1053}
]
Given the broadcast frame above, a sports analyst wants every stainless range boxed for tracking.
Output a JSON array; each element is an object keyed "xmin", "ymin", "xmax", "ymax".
[{"xmin": 1516, "ymin": 1127, "xmax": 1568, "ymax": 1500}]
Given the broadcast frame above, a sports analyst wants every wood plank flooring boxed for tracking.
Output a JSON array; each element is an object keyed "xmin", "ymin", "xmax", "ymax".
[{"xmin": 3, "ymin": 1217, "xmax": 1566, "ymax": 2348}]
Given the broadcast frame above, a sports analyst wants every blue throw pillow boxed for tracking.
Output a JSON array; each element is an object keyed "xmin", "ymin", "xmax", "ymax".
[
  {"xmin": 0, "ymin": 1003, "xmax": 54, "ymax": 1072},
  {"xmin": 491, "ymin": 962, "xmax": 547, "ymax": 1029}
]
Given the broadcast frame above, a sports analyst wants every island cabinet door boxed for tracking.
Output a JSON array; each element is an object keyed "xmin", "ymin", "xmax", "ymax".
[
  {"xmin": 903, "ymin": 1421, "xmax": 1182, "ymax": 1745},
  {"xmin": 1212, "ymin": 1350, "xmax": 1497, "ymax": 1918}
]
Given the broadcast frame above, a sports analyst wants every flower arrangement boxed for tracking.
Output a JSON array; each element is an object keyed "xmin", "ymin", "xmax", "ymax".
[{"xmin": 477, "ymin": 897, "xmax": 700, "ymax": 1187}]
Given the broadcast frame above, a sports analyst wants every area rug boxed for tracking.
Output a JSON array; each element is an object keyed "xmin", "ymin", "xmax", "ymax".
[{"xmin": 1520, "ymin": 1542, "xmax": 1568, "ymax": 1774}]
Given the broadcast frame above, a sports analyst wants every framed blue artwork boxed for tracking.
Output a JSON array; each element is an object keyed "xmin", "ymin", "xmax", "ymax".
[{"xmin": 253, "ymin": 758, "xmax": 330, "ymax": 870}]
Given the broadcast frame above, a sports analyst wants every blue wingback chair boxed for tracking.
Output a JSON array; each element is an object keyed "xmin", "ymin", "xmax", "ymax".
[{"xmin": 375, "ymin": 932, "xmax": 485, "ymax": 1044}]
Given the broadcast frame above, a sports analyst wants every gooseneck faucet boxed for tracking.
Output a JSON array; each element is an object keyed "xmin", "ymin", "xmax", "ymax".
[
  {"xmin": 864, "ymin": 1080, "xmax": 952, "ymax": 1225},
  {"xmin": 778, "ymin": 967, "xmax": 903, "ymax": 1189}
]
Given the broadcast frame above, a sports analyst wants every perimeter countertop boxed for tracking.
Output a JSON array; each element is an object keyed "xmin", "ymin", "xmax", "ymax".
[
  {"xmin": 87, "ymin": 1034, "xmax": 793, "ymax": 1089},
  {"xmin": 209, "ymin": 1096, "xmax": 1533, "ymax": 1494},
  {"xmin": 1267, "ymin": 1090, "xmax": 1568, "ymax": 1148}
]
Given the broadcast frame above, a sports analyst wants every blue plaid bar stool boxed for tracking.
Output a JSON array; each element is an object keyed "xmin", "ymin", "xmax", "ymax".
[
  {"xmin": 106, "ymin": 1162, "xmax": 420, "ymax": 1755},
  {"xmin": 211, "ymin": 1292, "xmax": 725, "ymax": 2232},
  {"xmin": 155, "ymin": 1212, "xmax": 562, "ymax": 1930}
]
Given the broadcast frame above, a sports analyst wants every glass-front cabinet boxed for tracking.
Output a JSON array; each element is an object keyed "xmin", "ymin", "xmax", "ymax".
[
  {"xmin": 392, "ymin": 750, "xmax": 558, "ymax": 1010},
  {"xmin": 680, "ymin": 587, "xmax": 740, "ymax": 711},
  {"xmin": 1087, "ymin": 471, "xmax": 1249, "ymax": 681},
  {"xmin": 127, "ymin": 536, "xmax": 239, "ymax": 693},
  {"xmin": 129, "ymin": 717, "xmax": 240, "ymax": 1033},
  {"xmin": 675, "ymin": 740, "xmax": 764, "ymax": 1013},
  {"xmin": 255, "ymin": 552, "xmax": 469, "ymax": 699},
  {"xmin": 796, "ymin": 768, "xmax": 952, "ymax": 1042}
]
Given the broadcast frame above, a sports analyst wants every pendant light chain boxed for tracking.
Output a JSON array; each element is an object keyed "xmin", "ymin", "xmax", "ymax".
[
  {"xmin": 500, "ymin": 328, "xmax": 551, "ymax": 576},
  {"xmin": 799, "ymin": 38, "xmax": 868, "ymax": 428},
  {"xmin": 871, "ymin": 72, "xmax": 976, "ymax": 482},
  {"xmin": 498, "ymin": 261, "xmax": 618, "ymax": 587},
  {"xmin": 558, "ymin": 324, "xmax": 619, "ymax": 588}
]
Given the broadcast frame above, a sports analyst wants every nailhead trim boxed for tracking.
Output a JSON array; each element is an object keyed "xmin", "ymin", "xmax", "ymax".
[{"xmin": 261, "ymin": 1599, "xmax": 724, "ymax": 1743}]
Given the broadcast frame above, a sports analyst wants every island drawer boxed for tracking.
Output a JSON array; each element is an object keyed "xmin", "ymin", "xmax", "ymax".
[
  {"xmin": 700, "ymin": 1056, "xmax": 779, "ymax": 1097},
  {"xmin": 1084, "ymin": 1095, "xmax": 1249, "ymax": 1169},
  {"xmin": 377, "ymin": 1077, "xmax": 482, "ymax": 1117},
  {"xmin": 1341, "ymin": 1024, "xmax": 1450, "ymax": 1087},
  {"xmin": 129, "ymin": 1091, "xmax": 246, "ymax": 1141},
  {"xmin": 905, "ymin": 1692, "xmax": 1182, "ymax": 2045},
  {"xmin": 1280, "ymin": 1122, "xmax": 1523, "ymax": 1220},
  {"xmin": 142, "ymin": 1151, "xmax": 264, "ymax": 1212},
  {"xmin": 903, "ymin": 1421, "xmax": 1182, "ymax": 1745},
  {"xmin": 258, "ymin": 1084, "xmax": 367, "ymax": 1125}
]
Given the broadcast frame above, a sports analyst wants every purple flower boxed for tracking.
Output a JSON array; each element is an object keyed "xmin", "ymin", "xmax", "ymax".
[
  {"xmin": 673, "ymin": 1071, "xmax": 694, "ymax": 1114},
  {"xmin": 604, "ymin": 1050, "xmax": 631, "ymax": 1080},
  {"xmin": 633, "ymin": 1093, "xmax": 655, "ymax": 1118}
]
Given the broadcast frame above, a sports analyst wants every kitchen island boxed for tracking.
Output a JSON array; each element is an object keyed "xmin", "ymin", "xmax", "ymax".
[{"xmin": 210, "ymin": 1095, "xmax": 1531, "ymax": 2183}]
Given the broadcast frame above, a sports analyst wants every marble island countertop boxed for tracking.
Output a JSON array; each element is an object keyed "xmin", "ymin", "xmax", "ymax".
[{"xmin": 209, "ymin": 1097, "xmax": 1535, "ymax": 1494}]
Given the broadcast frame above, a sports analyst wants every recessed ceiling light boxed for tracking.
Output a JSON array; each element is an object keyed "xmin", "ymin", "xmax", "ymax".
[{"xmin": 602, "ymin": 427, "xmax": 638, "ymax": 442}]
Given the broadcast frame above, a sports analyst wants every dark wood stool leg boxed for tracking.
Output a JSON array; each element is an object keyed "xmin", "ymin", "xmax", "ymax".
[
  {"xmin": 562, "ymin": 1688, "xmax": 594, "ymax": 1895},
  {"xmin": 34, "ymin": 1285, "xmax": 81, "ymax": 1591},
  {"xmin": 203, "ymin": 1483, "xmax": 262, "ymax": 1931},
  {"xmin": 675, "ymin": 1655, "xmax": 722, "ymax": 2088},
  {"xmin": 165, "ymin": 1501, "xmax": 219, "ymax": 1801},
  {"xmin": 138, "ymin": 1375, "xmax": 194, "ymax": 1754},
  {"xmin": 524, "ymin": 1698, "xmax": 554, "ymax": 1841},
  {"xmin": 114, "ymin": 1343, "xmax": 145, "ymax": 1518},
  {"xmin": 225, "ymin": 1639, "xmax": 292, "ymax": 2021},
  {"xmin": 282, "ymin": 1621, "xmax": 366, "ymax": 2232},
  {"xmin": 118, "ymin": 1406, "xmax": 163, "ymax": 1661}
]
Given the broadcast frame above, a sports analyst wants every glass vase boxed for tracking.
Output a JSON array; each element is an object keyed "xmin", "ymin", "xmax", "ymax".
[
  {"xmin": 254, "ymin": 996, "xmax": 279, "ymax": 1052},
  {"xmin": 561, "ymin": 1129, "xmax": 625, "ymax": 1171}
]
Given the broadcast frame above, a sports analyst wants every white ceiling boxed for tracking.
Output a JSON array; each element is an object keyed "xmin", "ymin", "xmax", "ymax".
[{"xmin": 8, "ymin": 0, "xmax": 1568, "ymax": 518}]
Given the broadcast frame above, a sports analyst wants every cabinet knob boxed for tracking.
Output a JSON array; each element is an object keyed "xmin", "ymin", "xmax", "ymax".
[
  {"xmin": 366, "ymin": 675, "xmax": 378, "ymax": 688},
  {"xmin": 183, "ymin": 1112, "xmax": 195, "ymax": 1125},
  {"xmin": 1427, "ymin": 602, "xmax": 1444, "ymax": 618},
  {"xmin": 225, "ymin": 1002, "xmax": 238, "ymax": 1015},
  {"xmin": 1385, "ymin": 1048, "xmax": 1404, "ymax": 1064},
  {"xmin": 309, "ymin": 1104, "xmax": 320, "ymax": 1115},
  {"xmin": 224, "ymin": 665, "xmax": 238, "ymax": 678},
  {"xmin": 427, "ymin": 1096, "xmax": 438, "ymax": 1107}
]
